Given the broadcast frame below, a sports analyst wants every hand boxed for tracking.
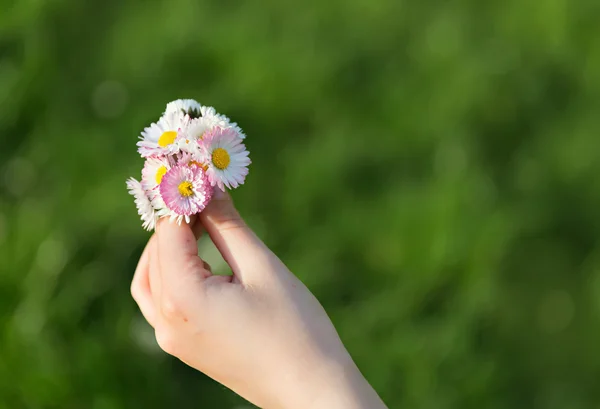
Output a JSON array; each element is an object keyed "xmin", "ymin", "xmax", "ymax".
[{"xmin": 131, "ymin": 189, "xmax": 387, "ymax": 409}]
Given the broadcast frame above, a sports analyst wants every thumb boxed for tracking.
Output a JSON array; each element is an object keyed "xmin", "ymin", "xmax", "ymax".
[
  {"xmin": 199, "ymin": 188, "xmax": 275, "ymax": 283},
  {"xmin": 156, "ymin": 216, "xmax": 215, "ymax": 297}
]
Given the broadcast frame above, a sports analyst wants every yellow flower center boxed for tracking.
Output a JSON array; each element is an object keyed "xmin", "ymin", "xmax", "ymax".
[
  {"xmin": 158, "ymin": 131, "xmax": 177, "ymax": 147},
  {"xmin": 212, "ymin": 148, "xmax": 230, "ymax": 170},
  {"xmin": 155, "ymin": 166, "xmax": 168, "ymax": 185},
  {"xmin": 178, "ymin": 181, "xmax": 194, "ymax": 197}
]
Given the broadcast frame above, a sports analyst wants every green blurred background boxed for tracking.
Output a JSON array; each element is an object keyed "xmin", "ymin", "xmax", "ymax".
[{"xmin": 2, "ymin": 0, "xmax": 600, "ymax": 407}]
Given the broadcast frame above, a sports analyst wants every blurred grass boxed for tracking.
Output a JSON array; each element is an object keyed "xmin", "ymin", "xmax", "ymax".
[{"xmin": 2, "ymin": 0, "xmax": 600, "ymax": 407}]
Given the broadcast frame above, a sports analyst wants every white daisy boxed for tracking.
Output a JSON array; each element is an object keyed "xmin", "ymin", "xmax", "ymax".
[
  {"xmin": 201, "ymin": 106, "xmax": 246, "ymax": 139},
  {"xmin": 165, "ymin": 99, "xmax": 202, "ymax": 119},
  {"xmin": 141, "ymin": 156, "xmax": 174, "ymax": 192},
  {"xmin": 126, "ymin": 178, "xmax": 157, "ymax": 231},
  {"xmin": 149, "ymin": 187, "xmax": 171, "ymax": 220},
  {"xmin": 186, "ymin": 117, "xmax": 211, "ymax": 141},
  {"xmin": 137, "ymin": 110, "xmax": 190, "ymax": 158},
  {"xmin": 176, "ymin": 117, "xmax": 212, "ymax": 155},
  {"xmin": 198, "ymin": 127, "xmax": 251, "ymax": 191}
]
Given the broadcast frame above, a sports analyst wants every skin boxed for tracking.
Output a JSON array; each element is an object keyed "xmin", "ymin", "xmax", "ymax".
[{"xmin": 131, "ymin": 189, "xmax": 388, "ymax": 409}]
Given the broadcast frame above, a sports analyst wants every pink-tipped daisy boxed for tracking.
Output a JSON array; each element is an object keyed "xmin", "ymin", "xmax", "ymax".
[
  {"xmin": 198, "ymin": 127, "xmax": 250, "ymax": 191},
  {"xmin": 126, "ymin": 178, "xmax": 157, "ymax": 231},
  {"xmin": 137, "ymin": 111, "xmax": 190, "ymax": 158},
  {"xmin": 141, "ymin": 156, "xmax": 174, "ymax": 193},
  {"xmin": 159, "ymin": 164, "xmax": 212, "ymax": 224}
]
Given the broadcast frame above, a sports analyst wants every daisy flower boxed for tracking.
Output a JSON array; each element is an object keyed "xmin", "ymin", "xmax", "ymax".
[
  {"xmin": 126, "ymin": 178, "xmax": 157, "ymax": 231},
  {"xmin": 137, "ymin": 110, "xmax": 190, "ymax": 158},
  {"xmin": 186, "ymin": 117, "xmax": 211, "ymax": 141},
  {"xmin": 201, "ymin": 106, "xmax": 246, "ymax": 139},
  {"xmin": 159, "ymin": 164, "xmax": 212, "ymax": 224},
  {"xmin": 141, "ymin": 156, "xmax": 174, "ymax": 192},
  {"xmin": 176, "ymin": 117, "xmax": 212, "ymax": 155},
  {"xmin": 149, "ymin": 187, "xmax": 170, "ymax": 219},
  {"xmin": 165, "ymin": 99, "xmax": 202, "ymax": 119},
  {"xmin": 127, "ymin": 98, "xmax": 252, "ymax": 230},
  {"xmin": 198, "ymin": 127, "xmax": 250, "ymax": 191}
]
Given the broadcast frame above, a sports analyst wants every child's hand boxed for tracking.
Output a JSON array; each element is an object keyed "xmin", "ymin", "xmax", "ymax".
[{"xmin": 131, "ymin": 190, "xmax": 387, "ymax": 409}]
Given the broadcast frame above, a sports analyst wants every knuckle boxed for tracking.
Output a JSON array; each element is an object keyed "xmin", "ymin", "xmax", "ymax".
[
  {"xmin": 218, "ymin": 215, "xmax": 247, "ymax": 233},
  {"xmin": 130, "ymin": 282, "xmax": 140, "ymax": 302},
  {"xmin": 155, "ymin": 328, "xmax": 177, "ymax": 355},
  {"xmin": 213, "ymin": 206, "xmax": 246, "ymax": 231},
  {"xmin": 184, "ymin": 256, "xmax": 205, "ymax": 274},
  {"xmin": 160, "ymin": 297, "xmax": 182, "ymax": 320}
]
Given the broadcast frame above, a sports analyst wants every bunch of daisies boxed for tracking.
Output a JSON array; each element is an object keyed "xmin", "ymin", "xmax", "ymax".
[{"xmin": 126, "ymin": 99, "xmax": 250, "ymax": 231}]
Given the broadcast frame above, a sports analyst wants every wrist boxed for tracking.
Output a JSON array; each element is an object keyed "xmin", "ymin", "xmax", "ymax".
[{"xmin": 297, "ymin": 357, "xmax": 387, "ymax": 409}]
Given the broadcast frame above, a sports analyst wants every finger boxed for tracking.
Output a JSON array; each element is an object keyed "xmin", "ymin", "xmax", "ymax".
[
  {"xmin": 148, "ymin": 233, "xmax": 162, "ymax": 307},
  {"xmin": 190, "ymin": 215, "xmax": 204, "ymax": 240},
  {"xmin": 156, "ymin": 217, "xmax": 212, "ymax": 293},
  {"xmin": 131, "ymin": 235, "xmax": 157, "ymax": 327},
  {"xmin": 199, "ymin": 189, "xmax": 276, "ymax": 283}
]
